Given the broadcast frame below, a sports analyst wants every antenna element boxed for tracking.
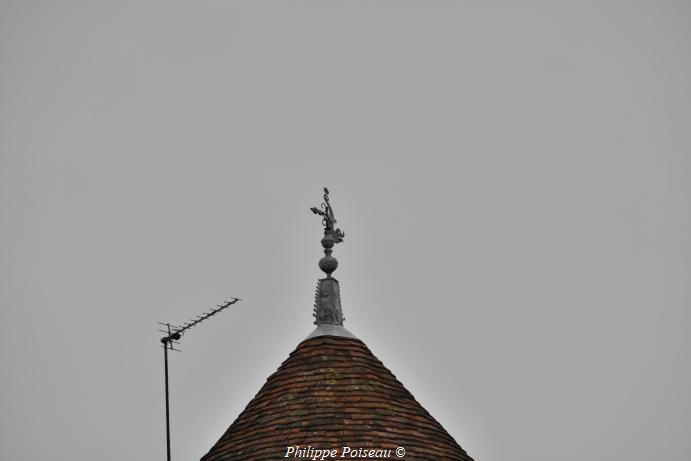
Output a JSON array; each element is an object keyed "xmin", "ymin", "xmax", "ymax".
[{"xmin": 158, "ymin": 297, "xmax": 241, "ymax": 461}]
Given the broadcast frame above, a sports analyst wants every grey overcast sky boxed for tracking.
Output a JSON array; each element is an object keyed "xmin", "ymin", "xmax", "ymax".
[{"xmin": 1, "ymin": 1, "xmax": 690, "ymax": 460}]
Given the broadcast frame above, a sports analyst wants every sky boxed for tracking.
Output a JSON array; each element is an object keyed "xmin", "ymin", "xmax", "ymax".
[{"xmin": 1, "ymin": 1, "xmax": 690, "ymax": 460}]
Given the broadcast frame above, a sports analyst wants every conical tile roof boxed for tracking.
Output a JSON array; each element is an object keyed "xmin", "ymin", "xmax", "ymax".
[
  {"xmin": 201, "ymin": 335, "xmax": 473, "ymax": 460},
  {"xmin": 201, "ymin": 190, "xmax": 473, "ymax": 460}
]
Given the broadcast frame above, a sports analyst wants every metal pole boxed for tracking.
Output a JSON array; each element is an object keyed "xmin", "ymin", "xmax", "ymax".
[
  {"xmin": 158, "ymin": 299, "xmax": 238, "ymax": 460},
  {"xmin": 163, "ymin": 341, "xmax": 171, "ymax": 461}
]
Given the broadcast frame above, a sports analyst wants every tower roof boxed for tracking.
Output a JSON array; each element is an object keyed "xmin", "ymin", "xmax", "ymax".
[
  {"xmin": 201, "ymin": 335, "xmax": 473, "ymax": 460},
  {"xmin": 200, "ymin": 189, "xmax": 473, "ymax": 460}
]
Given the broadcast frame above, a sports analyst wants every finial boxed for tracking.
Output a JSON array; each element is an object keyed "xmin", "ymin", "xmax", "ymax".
[
  {"xmin": 310, "ymin": 187, "xmax": 345, "ymax": 326},
  {"xmin": 311, "ymin": 187, "xmax": 345, "ymax": 278}
]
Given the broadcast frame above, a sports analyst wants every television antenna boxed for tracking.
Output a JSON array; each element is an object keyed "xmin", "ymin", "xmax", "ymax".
[{"xmin": 158, "ymin": 297, "xmax": 241, "ymax": 461}]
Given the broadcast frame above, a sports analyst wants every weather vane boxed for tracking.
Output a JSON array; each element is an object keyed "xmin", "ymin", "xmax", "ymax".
[
  {"xmin": 311, "ymin": 187, "xmax": 345, "ymax": 245},
  {"xmin": 311, "ymin": 187, "xmax": 345, "ymax": 326}
]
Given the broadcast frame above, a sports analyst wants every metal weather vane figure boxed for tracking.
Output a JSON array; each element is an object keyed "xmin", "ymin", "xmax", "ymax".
[{"xmin": 311, "ymin": 187, "xmax": 345, "ymax": 244}]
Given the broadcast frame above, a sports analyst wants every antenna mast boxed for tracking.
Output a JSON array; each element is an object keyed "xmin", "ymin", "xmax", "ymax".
[{"xmin": 158, "ymin": 297, "xmax": 241, "ymax": 461}]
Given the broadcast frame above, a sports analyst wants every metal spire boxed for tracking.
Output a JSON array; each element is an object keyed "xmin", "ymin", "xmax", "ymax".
[{"xmin": 311, "ymin": 187, "xmax": 346, "ymax": 326}]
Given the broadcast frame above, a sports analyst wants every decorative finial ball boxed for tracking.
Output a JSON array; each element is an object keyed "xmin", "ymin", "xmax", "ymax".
[{"xmin": 319, "ymin": 254, "xmax": 338, "ymax": 276}]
